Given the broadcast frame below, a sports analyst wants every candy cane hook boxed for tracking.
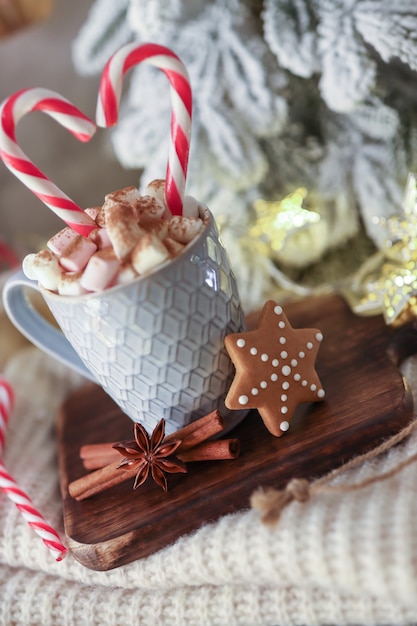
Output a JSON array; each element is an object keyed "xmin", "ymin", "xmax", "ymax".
[
  {"xmin": 97, "ymin": 42, "xmax": 192, "ymax": 217},
  {"xmin": 0, "ymin": 87, "xmax": 97, "ymax": 237}
]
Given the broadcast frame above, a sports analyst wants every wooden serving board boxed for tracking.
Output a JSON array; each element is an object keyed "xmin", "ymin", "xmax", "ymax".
[{"xmin": 57, "ymin": 294, "xmax": 416, "ymax": 571}]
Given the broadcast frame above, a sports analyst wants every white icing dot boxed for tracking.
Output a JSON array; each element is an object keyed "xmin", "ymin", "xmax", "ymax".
[
  {"xmin": 280, "ymin": 420, "xmax": 289, "ymax": 431},
  {"xmin": 251, "ymin": 387, "xmax": 259, "ymax": 396},
  {"xmin": 294, "ymin": 373, "xmax": 301, "ymax": 381},
  {"xmin": 261, "ymin": 353, "xmax": 268, "ymax": 362},
  {"xmin": 272, "ymin": 359, "xmax": 279, "ymax": 367},
  {"xmin": 274, "ymin": 305, "xmax": 283, "ymax": 315},
  {"xmin": 291, "ymin": 359, "xmax": 298, "ymax": 367},
  {"xmin": 281, "ymin": 394, "xmax": 287, "ymax": 401},
  {"xmin": 237, "ymin": 338, "xmax": 246, "ymax": 348},
  {"xmin": 316, "ymin": 332, "xmax": 323, "ymax": 342},
  {"xmin": 250, "ymin": 347, "xmax": 258, "ymax": 355},
  {"xmin": 278, "ymin": 321, "xmax": 285, "ymax": 328},
  {"xmin": 317, "ymin": 389, "xmax": 325, "ymax": 398},
  {"xmin": 306, "ymin": 342, "xmax": 313, "ymax": 350},
  {"xmin": 238, "ymin": 395, "xmax": 249, "ymax": 405},
  {"xmin": 310, "ymin": 383, "xmax": 317, "ymax": 391},
  {"xmin": 280, "ymin": 351, "xmax": 288, "ymax": 359},
  {"xmin": 279, "ymin": 337, "xmax": 286, "ymax": 345},
  {"xmin": 282, "ymin": 381, "xmax": 290, "ymax": 390},
  {"xmin": 270, "ymin": 373, "xmax": 278, "ymax": 382},
  {"xmin": 299, "ymin": 351, "xmax": 305, "ymax": 358},
  {"xmin": 281, "ymin": 406, "xmax": 288, "ymax": 414},
  {"xmin": 260, "ymin": 381, "xmax": 268, "ymax": 389},
  {"xmin": 282, "ymin": 365, "xmax": 291, "ymax": 376},
  {"xmin": 301, "ymin": 380, "xmax": 308, "ymax": 387}
]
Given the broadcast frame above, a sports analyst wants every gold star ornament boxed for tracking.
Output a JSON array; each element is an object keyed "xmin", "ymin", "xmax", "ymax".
[
  {"xmin": 224, "ymin": 301, "xmax": 325, "ymax": 437},
  {"xmin": 351, "ymin": 173, "xmax": 417, "ymax": 326},
  {"xmin": 249, "ymin": 188, "xmax": 320, "ymax": 255}
]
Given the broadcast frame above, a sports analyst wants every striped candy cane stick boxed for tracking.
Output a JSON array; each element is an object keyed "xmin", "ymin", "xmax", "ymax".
[
  {"xmin": 0, "ymin": 377, "xmax": 67, "ymax": 561},
  {"xmin": 0, "ymin": 87, "xmax": 97, "ymax": 237},
  {"xmin": 97, "ymin": 42, "xmax": 192, "ymax": 217}
]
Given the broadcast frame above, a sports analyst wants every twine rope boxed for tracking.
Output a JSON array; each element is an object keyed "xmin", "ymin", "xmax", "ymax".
[{"xmin": 251, "ymin": 417, "xmax": 417, "ymax": 526}]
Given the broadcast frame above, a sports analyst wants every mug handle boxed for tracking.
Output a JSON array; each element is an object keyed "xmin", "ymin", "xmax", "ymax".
[{"xmin": 2, "ymin": 269, "xmax": 96, "ymax": 381}]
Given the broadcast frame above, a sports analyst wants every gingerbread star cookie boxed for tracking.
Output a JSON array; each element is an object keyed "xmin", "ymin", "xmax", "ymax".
[{"xmin": 224, "ymin": 300, "xmax": 325, "ymax": 436}]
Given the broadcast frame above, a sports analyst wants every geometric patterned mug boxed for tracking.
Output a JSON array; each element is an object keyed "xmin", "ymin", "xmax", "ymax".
[{"xmin": 3, "ymin": 205, "xmax": 248, "ymax": 434}]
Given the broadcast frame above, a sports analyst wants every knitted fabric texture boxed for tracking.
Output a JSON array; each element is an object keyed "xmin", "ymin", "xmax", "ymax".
[{"xmin": 1, "ymin": 280, "xmax": 417, "ymax": 625}]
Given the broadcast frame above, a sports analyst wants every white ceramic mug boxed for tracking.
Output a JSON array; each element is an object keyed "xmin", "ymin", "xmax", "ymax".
[{"xmin": 3, "ymin": 206, "xmax": 247, "ymax": 434}]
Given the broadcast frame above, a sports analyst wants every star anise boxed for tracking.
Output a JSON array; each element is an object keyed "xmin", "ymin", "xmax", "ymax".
[{"xmin": 113, "ymin": 419, "xmax": 187, "ymax": 491}]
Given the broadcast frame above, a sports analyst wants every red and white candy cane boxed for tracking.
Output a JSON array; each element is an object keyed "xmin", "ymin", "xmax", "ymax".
[
  {"xmin": 0, "ymin": 87, "xmax": 97, "ymax": 237},
  {"xmin": 97, "ymin": 42, "xmax": 192, "ymax": 217},
  {"xmin": 0, "ymin": 377, "xmax": 67, "ymax": 561}
]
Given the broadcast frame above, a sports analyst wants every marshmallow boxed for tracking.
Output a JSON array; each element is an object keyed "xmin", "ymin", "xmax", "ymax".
[
  {"xmin": 105, "ymin": 202, "xmax": 145, "ymax": 261},
  {"xmin": 131, "ymin": 234, "xmax": 169, "ymax": 275},
  {"xmin": 115, "ymin": 263, "xmax": 138, "ymax": 285},
  {"xmin": 22, "ymin": 253, "xmax": 38, "ymax": 280},
  {"xmin": 58, "ymin": 272, "xmax": 88, "ymax": 296},
  {"xmin": 168, "ymin": 216, "xmax": 204, "ymax": 244},
  {"xmin": 48, "ymin": 227, "xmax": 77, "ymax": 255},
  {"xmin": 26, "ymin": 179, "xmax": 208, "ymax": 296},
  {"xmin": 141, "ymin": 219, "xmax": 169, "ymax": 241},
  {"xmin": 163, "ymin": 237, "xmax": 185, "ymax": 258},
  {"xmin": 80, "ymin": 248, "xmax": 120, "ymax": 292},
  {"xmin": 95, "ymin": 208, "xmax": 106, "ymax": 227},
  {"xmin": 144, "ymin": 179, "xmax": 165, "ymax": 204},
  {"xmin": 144, "ymin": 182, "xmax": 199, "ymax": 218},
  {"xmin": 143, "ymin": 180, "xmax": 171, "ymax": 219},
  {"xmin": 135, "ymin": 196, "xmax": 166, "ymax": 223},
  {"xmin": 103, "ymin": 186, "xmax": 141, "ymax": 210},
  {"xmin": 88, "ymin": 227, "xmax": 112, "ymax": 249},
  {"xmin": 48, "ymin": 227, "xmax": 97, "ymax": 272},
  {"xmin": 182, "ymin": 195, "xmax": 200, "ymax": 218},
  {"xmin": 84, "ymin": 207, "xmax": 101, "ymax": 221},
  {"xmin": 23, "ymin": 249, "xmax": 62, "ymax": 292}
]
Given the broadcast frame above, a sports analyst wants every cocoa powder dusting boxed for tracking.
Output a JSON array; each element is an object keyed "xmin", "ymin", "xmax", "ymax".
[
  {"xmin": 132, "ymin": 233, "xmax": 153, "ymax": 254},
  {"xmin": 94, "ymin": 248, "xmax": 117, "ymax": 261},
  {"xmin": 35, "ymin": 249, "xmax": 55, "ymax": 262},
  {"xmin": 95, "ymin": 208, "xmax": 106, "ymax": 227},
  {"xmin": 146, "ymin": 179, "xmax": 165, "ymax": 193},
  {"xmin": 62, "ymin": 234, "xmax": 88, "ymax": 257},
  {"xmin": 62, "ymin": 271, "xmax": 83, "ymax": 284},
  {"xmin": 163, "ymin": 237, "xmax": 184, "ymax": 258},
  {"xmin": 105, "ymin": 186, "xmax": 138, "ymax": 203},
  {"xmin": 106, "ymin": 203, "xmax": 142, "ymax": 241}
]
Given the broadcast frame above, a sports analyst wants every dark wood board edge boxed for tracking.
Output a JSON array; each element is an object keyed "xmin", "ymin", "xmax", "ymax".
[{"xmin": 56, "ymin": 294, "xmax": 417, "ymax": 570}]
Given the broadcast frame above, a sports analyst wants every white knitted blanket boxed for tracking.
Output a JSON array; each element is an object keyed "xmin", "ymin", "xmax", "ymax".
[{"xmin": 1, "ymin": 278, "xmax": 417, "ymax": 625}]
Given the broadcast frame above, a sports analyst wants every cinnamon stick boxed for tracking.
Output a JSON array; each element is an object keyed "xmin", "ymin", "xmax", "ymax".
[
  {"xmin": 178, "ymin": 439, "xmax": 240, "ymax": 462},
  {"xmin": 69, "ymin": 410, "xmax": 237, "ymax": 500},
  {"xmin": 165, "ymin": 409, "xmax": 224, "ymax": 451},
  {"xmin": 80, "ymin": 443, "xmax": 117, "ymax": 460},
  {"xmin": 68, "ymin": 461, "xmax": 136, "ymax": 501},
  {"xmin": 81, "ymin": 438, "xmax": 241, "ymax": 470},
  {"xmin": 80, "ymin": 409, "xmax": 225, "ymax": 468},
  {"xmin": 80, "ymin": 444, "xmax": 119, "ymax": 469},
  {"xmin": 83, "ymin": 453, "xmax": 118, "ymax": 471}
]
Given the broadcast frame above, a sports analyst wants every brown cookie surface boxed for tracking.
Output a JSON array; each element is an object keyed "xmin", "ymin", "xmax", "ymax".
[{"xmin": 224, "ymin": 300, "xmax": 325, "ymax": 436}]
